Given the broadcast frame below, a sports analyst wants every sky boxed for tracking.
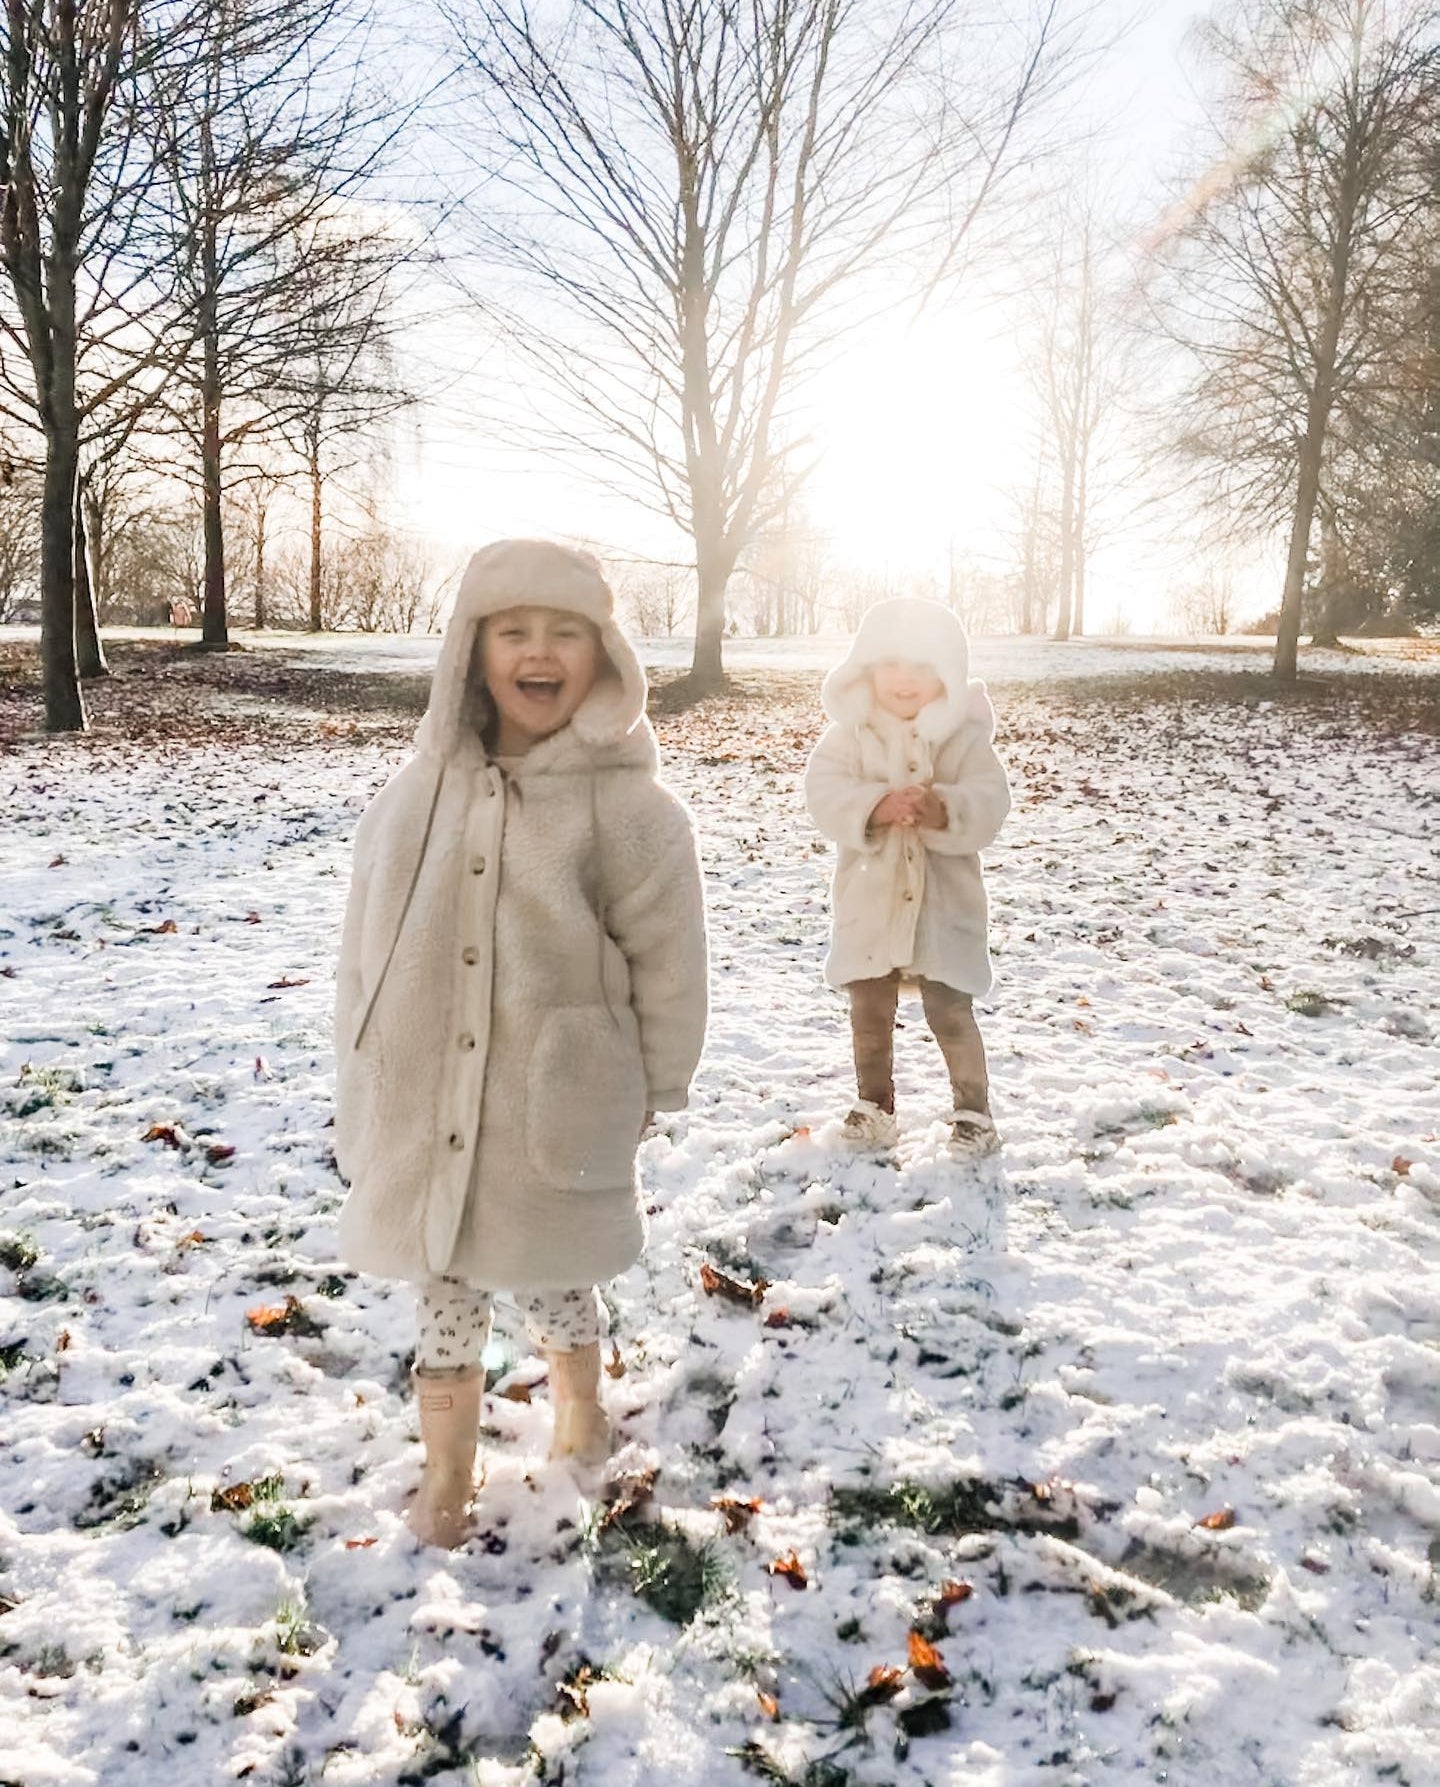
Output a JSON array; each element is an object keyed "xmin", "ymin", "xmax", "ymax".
[{"xmin": 384, "ymin": 1, "xmax": 1242, "ymax": 634}]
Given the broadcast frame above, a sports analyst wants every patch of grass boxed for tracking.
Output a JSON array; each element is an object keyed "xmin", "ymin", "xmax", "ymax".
[
  {"xmin": 0, "ymin": 1340, "xmax": 29, "ymax": 1374},
  {"xmin": 74, "ymin": 1458, "xmax": 164, "ymax": 1532},
  {"xmin": 831, "ymin": 1475, "xmax": 1079, "ymax": 1543},
  {"xmin": 598, "ymin": 1516, "xmax": 730, "ymax": 1626},
  {"xmin": 0, "ymin": 1234, "xmax": 39, "ymax": 1274},
  {"xmin": 1285, "ymin": 988, "xmax": 1342, "ymax": 1017},
  {"xmin": 244, "ymin": 1504, "xmax": 312, "ymax": 1554}
]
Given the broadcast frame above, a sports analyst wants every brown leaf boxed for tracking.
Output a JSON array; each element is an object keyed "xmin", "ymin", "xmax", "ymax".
[
  {"xmin": 756, "ymin": 1690, "xmax": 779, "ymax": 1721},
  {"xmin": 766, "ymin": 1550, "xmax": 807, "ymax": 1590},
  {"xmin": 48, "ymin": 853, "xmax": 66, "ymax": 867},
  {"xmin": 142, "ymin": 1123, "xmax": 185, "ymax": 1149},
  {"xmin": 211, "ymin": 1482, "xmax": 256, "ymax": 1513},
  {"xmin": 604, "ymin": 1342, "xmax": 626, "ymax": 1379},
  {"xmin": 700, "ymin": 1260, "xmax": 769, "ymax": 1306},
  {"xmin": 906, "ymin": 1630, "xmax": 952, "ymax": 1690},
  {"xmin": 1195, "ymin": 1506, "xmax": 1237, "ymax": 1531},
  {"xmin": 1301, "ymin": 1555, "xmax": 1330, "ymax": 1575},
  {"xmin": 267, "ymin": 975, "xmax": 310, "ymax": 990},
  {"xmin": 937, "ymin": 1579, "xmax": 974, "ymax": 1610},
  {"xmin": 243, "ymin": 911, "xmax": 263, "ymax": 924},
  {"xmin": 861, "ymin": 1665, "xmax": 905, "ymax": 1707},
  {"xmin": 497, "ymin": 1381, "xmax": 532, "ymax": 1404},
  {"xmin": 143, "ymin": 919, "xmax": 178, "ymax": 935},
  {"xmin": 176, "ymin": 1230, "xmax": 208, "ymax": 1250},
  {"xmin": 1090, "ymin": 1692, "xmax": 1117, "ymax": 1712},
  {"xmin": 205, "ymin": 1143, "xmax": 236, "ymax": 1166},
  {"xmin": 245, "ymin": 1295, "xmax": 324, "ymax": 1339},
  {"xmin": 344, "ymin": 1536, "xmax": 378, "ymax": 1550},
  {"xmin": 598, "ymin": 1466, "xmax": 657, "ymax": 1531},
  {"xmin": 763, "ymin": 1307, "xmax": 792, "ymax": 1329},
  {"xmin": 1392, "ymin": 1155, "xmax": 1413, "ymax": 1176},
  {"xmin": 711, "ymin": 1494, "xmax": 762, "ymax": 1534},
  {"xmin": 55, "ymin": 1328, "xmax": 71, "ymax": 1353}
]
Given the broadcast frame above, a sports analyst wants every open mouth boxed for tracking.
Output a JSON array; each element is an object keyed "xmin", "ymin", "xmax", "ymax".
[{"xmin": 515, "ymin": 677, "xmax": 564, "ymax": 700}]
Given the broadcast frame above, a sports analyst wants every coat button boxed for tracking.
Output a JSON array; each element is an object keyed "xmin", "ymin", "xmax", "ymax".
[
  {"xmin": 458, "ymin": 1032, "xmax": 476, "ymax": 1051},
  {"xmin": 448, "ymin": 1131, "xmax": 464, "ymax": 1151},
  {"xmin": 461, "ymin": 945, "xmax": 479, "ymax": 965},
  {"xmin": 470, "ymin": 857, "xmax": 486, "ymax": 875}
]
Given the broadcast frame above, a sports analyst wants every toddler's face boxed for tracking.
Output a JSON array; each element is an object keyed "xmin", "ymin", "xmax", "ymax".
[
  {"xmin": 870, "ymin": 659, "xmax": 945, "ymax": 722},
  {"xmin": 480, "ymin": 605, "xmax": 602, "ymax": 746}
]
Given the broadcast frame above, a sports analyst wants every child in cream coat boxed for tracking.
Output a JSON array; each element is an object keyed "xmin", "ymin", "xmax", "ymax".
[
  {"xmin": 334, "ymin": 540, "xmax": 708, "ymax": 1546},
  {"xmin": 804, "ymin": 598, "xmax": 1010, "ymax": 1152}
]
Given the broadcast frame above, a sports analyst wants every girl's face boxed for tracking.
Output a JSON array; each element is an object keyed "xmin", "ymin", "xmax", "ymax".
[
  {"xmin": 480, "ymin": 605, "xmax": 602, "ymax": 748},
  {"xmin": 870, "ymin": 659, "xmax": 945, "ymax": 722}
]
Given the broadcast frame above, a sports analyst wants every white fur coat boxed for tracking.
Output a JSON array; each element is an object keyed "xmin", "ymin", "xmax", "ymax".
[
  {"xmin": 333, "ymin": 541, "xmax": 708, "ymax": 1290},
  {"xmin": 804, "ymin": 599, "xmax": 1010, "ymax": 996}
]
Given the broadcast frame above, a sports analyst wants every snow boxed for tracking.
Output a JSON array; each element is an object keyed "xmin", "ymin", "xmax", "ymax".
[{"xmin": 1, "ymin": 656, "xmax": 1438, "ymax": 1785}]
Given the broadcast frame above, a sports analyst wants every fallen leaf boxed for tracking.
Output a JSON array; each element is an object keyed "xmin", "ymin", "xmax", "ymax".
[
  {"xmin": 176, "ymin": 1231, "xmax": 208, "ymax": 1250},
  {"xmin": 55, "ymin": 1328, "xmax": 71, "ymax": 1353},
  {"xmin": 245, "ymin": 1295, "xmax": 324, "ymax": 1339},
  {"xmin": 142, "ymin": 1123, "xmax": 185, "ymax": 1149},
  {"xmin": 344, "ymin": 1536, "xmax": 378, "ymax": 1550},
  {"xmin": 48, "ymin": 853, "xmax": 66, "ymax": 867},
  {"xmin": 861, "ymin": 1665, "xmax": 904, "ymax": 1706},
  {"xmin": 254, "ymin": 1056, "xmax": 270, "ymax": 1079},
  {"xmin": 763, "ymin": 1307, "xmax": 792, "ymax": 1329},
  {"xmin": 267, "ymin": 975, "xmax": 310, "ymax": 990},
  {"xmin": 1091, "ymin": 1692, "xmax": 1117, "ymax": 1712},
  {"xmin": 1259, "ymin": 974, "xmax": 1274, "ymax": 991},
  {"xmin": 756, "ymin": 1690, "xmax": 779, "ymax": 1720},
  {"xmin": 1393, "ymin": 1156, "xmax": 1413, "ymax": 1176},
  {"xmin": 711, "ymin": 1494, "xmax": 762, "ymax": 1534},
  {"xmin": 211, "ymin": 1482, "xmax": 256, "ymax": 1513},
  {"xmin": 1195, "ymin": 1506, "xmax": 1237, "ymax": 1531},
  {"xmin": 766, "ymin": 1550, "xmax": 807, "ymax": 1590},
  {"xmin": 497, "ymin": 1381, "xmax": 532, "ymax": 1404},
  {"xmin": 143, "ymin": 919, "xmax": 178, "ymax": 935},
  {"xmin": 604, "ymin": 1342, "xmax": 626, "ymax": 1379},
  {"xmin": 1301, "ymin": 1555, "xmax": 1331, "ymax": 1575},
  {"xmin": 937, "ymin": 1579, "xmax": 973, "ymax": 1610},
  {"xmin": 243, "ymin": 911, "xmax": 263, "ymax": 924},
  {"xmin": 598, "ymin": 1466, "xmax": 657, "ymax": 1531},
  {"xmin": 700, "ymin": 1260, "xmax": 769, "ymax": 1306},
  {"xmin": 907, "ymin": 1630, "xmax": 952, "ymax": 1690},
  {"xmin": 205, "ymin": 1143, "xmax": 236, "ymax": 1165}
]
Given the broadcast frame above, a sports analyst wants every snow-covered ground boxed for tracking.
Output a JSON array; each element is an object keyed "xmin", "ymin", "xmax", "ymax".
[
  {"xmin": 3, "ymin": 621, "xmax": 1438, "ymax": 683},
  {"xmin": 2, "ymin": 663, "xmax": 1438, "ymax": 1786}
]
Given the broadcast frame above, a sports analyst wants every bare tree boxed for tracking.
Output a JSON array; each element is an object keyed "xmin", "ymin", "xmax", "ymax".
[
  {"xmin": 0, "ymin": 2, "xmax": 209, "ymax": 729},
  {"xmin": 1154, "ymin": 0, "xmax": 1440, "ymax": 680},
  {"xmin": 0, "ymin": 441, "xmax": 39, "ymax": 618},
  {"xmin": 440, "ymin": 0, "xmax": 1091, "ymax": 694},
  {"xmin": 152, "ymin": 0, "xmax": 404, "ymax": 648}
]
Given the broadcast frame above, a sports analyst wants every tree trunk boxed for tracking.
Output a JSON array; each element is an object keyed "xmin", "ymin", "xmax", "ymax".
[
  {"xmin": 200, "ymin": 345, "xmax": 228, "ymax": 648},
  {"xmin": 687, "ymin": 522, "xmax": 733, "ymax": 689},
  {"xmin": 1052, "ymin": 452, "xmax": 1075, "ymax": 642},
  {"xmin": 73, "ymin": 486, "xmax": 109, "ymax": 679},
  {"xmin": 254, "ymin": 494, "xmax": 267, "ymax": 631},
  {"xmin": 40, "ymin": 430, "xmax": 86, "ymax": 732},
  {"xmin": 308, "ymin": 439, "xmax": 324, "ymax": 632},
  {"xmin": 1073, "ymin": 453, "xmax": 1088, "ymax": 638}
]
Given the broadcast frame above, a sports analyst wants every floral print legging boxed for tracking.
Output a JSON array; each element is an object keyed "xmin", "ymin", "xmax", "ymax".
[{"xmin": 415, "ymin": 1275, "xmax": 604, "ymax": 1373}]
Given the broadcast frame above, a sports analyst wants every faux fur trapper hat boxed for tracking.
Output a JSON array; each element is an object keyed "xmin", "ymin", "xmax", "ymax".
[
  {"xmin": 414, "ymin": 538, "xmax": 649, "ymax": 759},
  {"xmin": 821, "ymin": 598, "xmax": 978, "ymax": 742}
]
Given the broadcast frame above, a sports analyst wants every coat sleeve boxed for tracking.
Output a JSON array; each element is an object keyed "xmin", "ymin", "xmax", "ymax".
[
  {"xmin": 332, "ymin": 822, "xmax": 374, "ymax": 1183},
  {"xmin": 606, "ymin": 796, "xmax": 709, "ymax": 1111},
  {"xmin": 919, "ymin": 727, "xmax": 1011, "ymax": 857},
  {"xmin": 804, "ymin": 722, "xmax": 890, "ymax": 853}
]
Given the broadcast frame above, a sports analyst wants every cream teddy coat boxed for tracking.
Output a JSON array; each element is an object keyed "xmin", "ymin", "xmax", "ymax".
[
  {"xmin": 333, "ymin": 540, "xmax": 708, "ymax": 1291},
  {"xmin": 804, "ymin": 598, "xmax": 1010, "ymax": 996}
]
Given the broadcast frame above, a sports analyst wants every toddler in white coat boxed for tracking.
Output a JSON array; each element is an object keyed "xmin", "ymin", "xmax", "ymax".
[
  {"xmin": 804, "ymin": 598, "xmax": 1010, "ymax": 1152},
  {"xmin": 334, "ymin": 540, "xmax": 708, "ymax": 1546}
]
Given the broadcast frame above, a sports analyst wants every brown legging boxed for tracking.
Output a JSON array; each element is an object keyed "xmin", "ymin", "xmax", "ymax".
[{"xmin": 848, "ymin": 972, "xmax": 989, "ymax": 1116}]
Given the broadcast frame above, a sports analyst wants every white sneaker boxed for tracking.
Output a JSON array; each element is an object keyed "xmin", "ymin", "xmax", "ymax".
[
  {"xmin": 947, "ymin": 1110, "xmax": 1000, "ymax": 1158},
  {"xmin": 839, "ymin": 1100, "xmax": 899, "ymax": 1147}
]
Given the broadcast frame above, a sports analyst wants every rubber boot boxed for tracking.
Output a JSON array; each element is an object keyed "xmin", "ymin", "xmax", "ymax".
[
  {"xmin": 546, "ymin": 1343, "xmax": 612, "ymax": 1465},
  {"xmin": 407, "ymin": 1366, "xmax": 482, "ymax": 1548}
]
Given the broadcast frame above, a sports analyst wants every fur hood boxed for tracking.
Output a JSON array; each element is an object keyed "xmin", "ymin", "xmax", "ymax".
[
  {"xmin": 821, "ymin": 598, "xmax": 989, "ymax": 743},
  {"xmin": 414, "ymin": 538, "xmax": 653, "ymax": 769}
]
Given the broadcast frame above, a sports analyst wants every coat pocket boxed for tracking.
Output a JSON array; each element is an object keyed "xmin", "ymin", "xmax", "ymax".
[{"xmin": 526, "ymin": 1004, "xmax": 647, "ymax": 1191}]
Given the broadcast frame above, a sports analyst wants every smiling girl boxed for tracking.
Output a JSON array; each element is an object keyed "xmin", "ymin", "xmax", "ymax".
[{"xmin": 333, "ymin": 539, "xmax": 708, "ymax": 1547}]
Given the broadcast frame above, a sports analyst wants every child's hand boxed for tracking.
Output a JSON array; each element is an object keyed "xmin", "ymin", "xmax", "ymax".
[
  {"xmin": 912, "ymin": 787, "xmax": 947, "ymax": 830},
  {"xmin": 869, "ymin": 789, "xmax": 917, "ymax": 830}
]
